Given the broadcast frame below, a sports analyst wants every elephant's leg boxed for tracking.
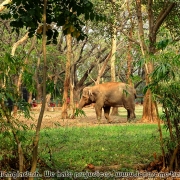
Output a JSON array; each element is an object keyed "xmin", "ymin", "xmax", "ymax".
[
  {"xmin": 103, "ymin": 106, "xmax": 112, "ymax": 123},
  {"xmin": 127, "ymin": 108, "xmax": 136, "ymax": 121},
  {"xmin": 127, "ymin": 109, "xmax": 130, "ymax": 119},
  {"xmin": 124, "ymin": 102, "xmax": 136, "ymax": 121},
  {"xmin": 94, "ymin": 104, "xmax": 102, "ymax": 123},
  {"xmin": 129, "ymin": 109, "xmax": 136, "ymax": 119},
  {"xmin": 129, "ymin": 103, "xmax": 136, "ymax": 119}
]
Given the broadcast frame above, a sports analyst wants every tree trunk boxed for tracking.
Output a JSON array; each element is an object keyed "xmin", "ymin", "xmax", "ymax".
[
  {"xmin": 73, "ymin": 87, "xmax": 81, "ymax": 107},
  {"xmin": 46, "ymin": 93, "xmax": 51, "ymax": 110},
  {"xmin": 36, "ymin": 84, "xmax": 43, "ymax": 102},
  {"xmin": 135, "ymin": 0, "xmax": 158, "ymax": 122},
  {"xmin": 126, "ymin": 36, "xmax": 133, "ymax": 85},
  {"xmin": 142, "ymin": 60, "xmax": 158, "ymax": 122},
  {"xmin": 10, "ymin": 32, "xmax": 30, "ymax": 116},
  {"xmin": 35, "ymin": 54, "xmax": 43, "ymax": 102},
  {"xmin": 28, "ymin": 92, "xmax": 32, "ymax": 104},
  {"xmin": 110, "ymin": 25, "xmax": 116, "ymax": 82},
  {"xmin": 29, "ymin": 0, "xmax": 47, "ymax": 178},
  {"xmin": 61, "ymin": 33, "xmax": 71, "ymax": 119},
  {"xmin": 110, "ymin": 2, "xmax": 118, "ymax": 115},
  {"xmin": 69, "ymin": 62, "xmax": 76, "ymax": 118},
  {"xmin": 142, "ymin": 89, "xmax": 158, "ymax": 122},
  {"xmin": 95, "ymin": 51, "xmax": 112, "ymax": 84},
  {"xmin": 126, "ymin": 1, "xmax": 133, "ymax": 85}
]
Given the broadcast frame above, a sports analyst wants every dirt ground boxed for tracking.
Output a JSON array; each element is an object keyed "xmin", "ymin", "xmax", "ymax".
[{"xmin": 20, "ymin": 106, "xmax": 133, "ymax": 129}]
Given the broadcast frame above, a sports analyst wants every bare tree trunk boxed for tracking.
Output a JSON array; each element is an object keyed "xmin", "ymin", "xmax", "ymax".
[
  {"xmin": 142, "ymin": 61, "xmax": 158, "ymax": 122},
  {"xmin": 28, "ymin": 92, "xmax": 32, "ymax": 104},
  {"xmin": 73, "ymin": 87, "xmax": 81, "ymax": 107},
  {"xmin": 61, "ymin": 33, "xmax": 71, "ymax": 119},
  {"xmin": 34, "ymin": 51, "xmax": 43, "ymax": 102},
  {"xmin": 11, "ymin": 32, "xmax": 29, "ymax": 57},
  {"xmin": 110, "ymin": 1, "xmax": 118, "ymax": 115},
  {"xmin": 126, "ymin": 37, "xmax": 133, "ymax": 85},
  {"xmin": 10, "ymin": 32, "xmax": 29, "ymax": 116},
  {"xmin": 110, "ymin": 26, "xmax": 116, "ymax": 82},
  {"xmin": 111, "ymin": 36, "xmax": 118, "ymax": 115},
  {"xmin": 29, "ymin": 0, "xmax": 47, "ymax": 178},
  {"xmin": 36, "ymin": 84, "xmax": 43, "ymax": 102},
  {"xmin": 46, "ymin": 93, "xmax": 51, "ymax": 110},
  {"xmin": 69, "ymin": 62, "xmax": 76, "ymax": 118},
  {"xmin": 126, "ymin": 1, "xmax": 133, "ymax": 85},
  {"xmin": 95, "ymin": 51, "xmax": 112, "ymax": 85},
  {"xmin": 69, "ymin": 83, "xmax": 75, "ymax": 118}
]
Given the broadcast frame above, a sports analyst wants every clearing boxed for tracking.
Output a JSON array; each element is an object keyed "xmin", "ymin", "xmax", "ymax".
[{"xmin": 21, "ymin": 105, "xmax": 145, "ymax": 129}]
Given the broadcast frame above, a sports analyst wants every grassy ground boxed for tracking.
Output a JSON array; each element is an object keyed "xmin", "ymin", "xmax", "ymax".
[
  {"xmin": 117, "ymin": 105, "xmax": 163, "ymax": 119},
  {"xmin": 1, "ymin": 105, "xmax": 167, "ymax": 179},
  {"xmin": 39, "ymin": 124, "xmax": 165, "ymax": 173}
]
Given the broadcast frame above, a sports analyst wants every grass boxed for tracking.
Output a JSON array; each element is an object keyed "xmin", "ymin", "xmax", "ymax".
[
  {"xmin": 39, "ymin": 124, "xmax": 165, "ymax": 172},
  {"xmin": 118, "ymin": 105, "xmax": 163, "ymax": 119},
  {"xmin": 0, "ymin": 105, "xmax": 167, "ymax": 179}
]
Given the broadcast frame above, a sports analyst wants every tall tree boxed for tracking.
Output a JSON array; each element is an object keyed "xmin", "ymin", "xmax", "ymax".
[
  {"xmin": 110, "ymin": 0, "xmax": 117, "ymax": 82},
  {"xmin": 30, "ymin": 0, "xmax": 47, "ymax": 176},
  {"xmin": 61, "ymin": 34, "xmax": 71, "ymax": 119},
  {"xmin": 135, "ymin": 0, "xmax": 177, "ymax": 122},
  {"xmin": 109, "ymin": 0, "xmax": 118, "ymax": 115},
  {"xmin": 126, "ymin": 0, "xmax": 134, "ymax": 85}
]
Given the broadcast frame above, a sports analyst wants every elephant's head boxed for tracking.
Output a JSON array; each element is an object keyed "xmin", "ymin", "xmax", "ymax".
[{"xmin": 78, "ymin": 87, "xmax": 96, "ymax": 109}]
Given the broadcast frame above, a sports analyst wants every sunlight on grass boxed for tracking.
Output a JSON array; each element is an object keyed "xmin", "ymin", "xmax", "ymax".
[
  {"xmin": 39, "ymin": 124, "xmax": 166, "ymax": 172},
  {"xmin": 118, "ymin": 105, "xmax": 163, "ymax": 119}
]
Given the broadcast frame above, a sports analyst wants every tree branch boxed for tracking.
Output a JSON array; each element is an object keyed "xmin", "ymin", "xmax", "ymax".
[
  {"xmin": 11, "ymin": 32, "xmax": 29, "ymax": 56},
  {"xmin": 0, "ymin": 0, "xmax": 12, "ymax": 12},
  {"xmin": 153, "ymin": 2, "xmax": 176, "ymax": 34}
]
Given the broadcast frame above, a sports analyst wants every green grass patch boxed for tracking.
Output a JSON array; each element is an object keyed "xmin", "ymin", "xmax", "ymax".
[
  {"xmin": 39, "ymin": 124, "xmax": 164, "ymax": 172},
  {"xmin": 118, "ymin": 105, "xmax": 163, "ymax": 119}
]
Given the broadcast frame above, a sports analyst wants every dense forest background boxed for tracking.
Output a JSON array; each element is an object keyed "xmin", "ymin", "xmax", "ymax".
[
  {"xmin": 0, "ymin": 0, "xmax": 180, "ymax": 176},
  {"xmin": 0, "ymin": 0, "xmax": 180, "ymax": 120}
]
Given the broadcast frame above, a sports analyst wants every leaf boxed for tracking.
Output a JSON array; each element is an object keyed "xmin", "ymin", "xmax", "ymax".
[
  {"xmin": 86, "ymin": 164, "xmax": 95, "ymax": 170},
  {"xmin": 90, "ymin": 12, "xmax": 95, "ymax": 21},
  {"xmin": 85, "ymin": 12, "xmax": 89, "ymax": 20},
  {"xmin": 95, "ymin": 14, "xmax": 99, "ymax": 21}
]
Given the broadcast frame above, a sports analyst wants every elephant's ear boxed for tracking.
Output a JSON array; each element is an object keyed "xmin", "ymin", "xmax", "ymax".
[
  {"xmin": 82, "ymin": 87, "xmax": 90, "ymax": 98},
  {"xmin": 89, "ymin": 89, "xmax": 98, "ymax": 102}
]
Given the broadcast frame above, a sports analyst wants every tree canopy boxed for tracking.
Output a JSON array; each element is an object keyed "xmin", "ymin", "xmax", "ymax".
[{"xmin": 1, "ymin": 0, "xmax": 106, "ymax": 41}]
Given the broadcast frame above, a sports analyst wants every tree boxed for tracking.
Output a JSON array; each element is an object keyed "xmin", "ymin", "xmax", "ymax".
[
  {"xmin": 135, "ymin": 0, "xmax": 178, "ymax": 122},
  {"xmin": 30, "ymin": 0, "xmax": 47, "ymax": 176},
  {"xmin": 61, "ymin": 34, "xmax": 72, "ymax": 119},
  {"xmin": 147, "ymin": 46, "xmax": 180, "ymax": 170},
  {"xmin": 0, "ymin": 0, "xmax": 105, "ymax": 175}
]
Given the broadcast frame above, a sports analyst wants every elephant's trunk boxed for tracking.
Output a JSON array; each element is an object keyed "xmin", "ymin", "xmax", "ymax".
[{"xmin": 78, "ymin": 100, "xmax": 84, "ymax": 109}]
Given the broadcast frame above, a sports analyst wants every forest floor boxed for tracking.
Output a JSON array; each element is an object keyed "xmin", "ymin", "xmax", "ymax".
[{"xmin": 20, "ymin": 104, "xmax": 150, "ymax": 129}]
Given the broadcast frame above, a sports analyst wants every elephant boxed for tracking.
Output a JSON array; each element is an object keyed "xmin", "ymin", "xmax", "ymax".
[{"xmin": 78, "ymin": 82, "xmax": 136, "ymax": 123}]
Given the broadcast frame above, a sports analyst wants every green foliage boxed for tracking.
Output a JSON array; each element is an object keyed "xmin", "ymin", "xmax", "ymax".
[
  {"xmin": 46, "ymin": 79, "xmax": 55, "ymax": 95},
  {"xmin": 22, "ymin": 70, "xmax": 36, "ymax": 93},
  {"xmin": 156, "ymin": 39, "xmax": 170, "ymax": 50},
  {"xmin": 74, "ymin": 108, "xmax": 86, "ymax": 117},
  {"xmin": 0, "ymin": 0, "xmax": 106, "ymax": 41},
  {"xmin": 145, "ymin": 49, "xmax": 180, "ymax": 170},
  {"xmin": 0, "ymin": 52, "xmax": 33, "ymax": 170}
]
